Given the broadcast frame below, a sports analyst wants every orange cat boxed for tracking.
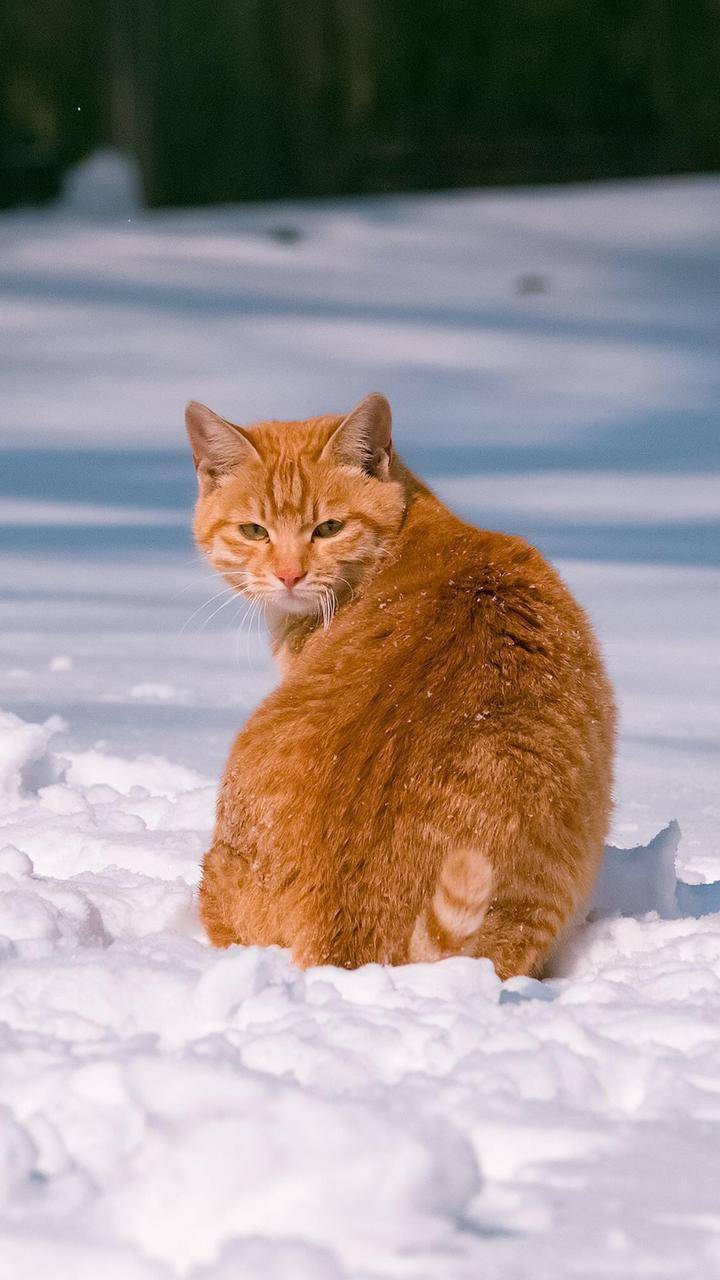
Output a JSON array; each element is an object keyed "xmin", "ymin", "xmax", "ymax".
[{"xmin": 187, "ymin": 394, "xmax": 615, "ymax": 978}]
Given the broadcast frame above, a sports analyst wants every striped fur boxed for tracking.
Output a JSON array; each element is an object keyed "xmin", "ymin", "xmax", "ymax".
[{"xmin": 188, "ymin": 394, "xmax": 616, "ymax": 980}]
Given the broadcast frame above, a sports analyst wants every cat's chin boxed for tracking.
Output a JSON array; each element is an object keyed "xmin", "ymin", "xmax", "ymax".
[{"xmin": 263, "ymin": 590, "xmax": 321, "ymax": 618}]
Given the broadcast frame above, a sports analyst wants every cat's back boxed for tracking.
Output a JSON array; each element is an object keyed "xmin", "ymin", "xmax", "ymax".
[
  {"xmin": 312, "ymin": 510, "xmax": 599, "ymax": 688},
  {"xmin": 230, "ymin": 500, "xmax": 612, "ymax": 774}
]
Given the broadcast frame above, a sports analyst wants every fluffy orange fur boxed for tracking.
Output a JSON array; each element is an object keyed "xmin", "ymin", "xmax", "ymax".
[{"xmin": 187, "ymin": 394, "xmax": 615, "ymax": 979}]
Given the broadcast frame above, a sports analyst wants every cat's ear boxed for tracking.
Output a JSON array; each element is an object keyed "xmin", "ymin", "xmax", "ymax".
[
  {"xmin": 185, "ymin": 401, "xmax": 260, "ymax": 489},
  {"xmin": 321, "ymin": 393, "xmax": 392, "ymax": 480}
]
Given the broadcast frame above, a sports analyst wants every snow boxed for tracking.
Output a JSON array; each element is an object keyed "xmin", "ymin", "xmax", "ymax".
[
  {"xmin": 57, "ymin": 149, "xmax": 143, "ymax": 221},
  {"xmin": 0, "ymin": 173, "xmax": 719, "ymax": 1276}
]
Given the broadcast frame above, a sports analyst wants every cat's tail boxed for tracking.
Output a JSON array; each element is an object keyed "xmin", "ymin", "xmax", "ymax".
[{"xmin": 408, "ymin": 847, "xmax": 494, "ymax": 961}]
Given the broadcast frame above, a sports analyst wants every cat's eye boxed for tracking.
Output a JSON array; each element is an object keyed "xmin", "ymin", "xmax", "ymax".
[
  {"xmin": 313, "ymin": 519, "xmax": 344, "ymax": 539},
  {"xmin": 239, "ymin": 522, "xmax": 269, "ymax": 541}
]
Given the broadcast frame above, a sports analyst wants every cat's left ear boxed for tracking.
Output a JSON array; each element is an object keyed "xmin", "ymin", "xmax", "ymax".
[{"xmin": 321, "ymin": 393, "xmax": 392, "ymax": 480}]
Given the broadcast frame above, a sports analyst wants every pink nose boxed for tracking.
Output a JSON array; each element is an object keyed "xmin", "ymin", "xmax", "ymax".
[{"xmin": 279, "ymin": 569, "xmax": 304, "ymax": 590}]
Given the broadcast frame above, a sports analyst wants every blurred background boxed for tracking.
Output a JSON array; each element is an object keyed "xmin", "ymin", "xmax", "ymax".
[
  {"xmin": 3, "ymin": 0, "xmax": 720, "ymax": 208},
  {"xmin": 0, "ymin": 0, "xmax": 718, "ymax": 863}
]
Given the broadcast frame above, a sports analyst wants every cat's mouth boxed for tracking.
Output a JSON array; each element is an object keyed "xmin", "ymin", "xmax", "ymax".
[{"xmin": 270, "ymin": 588, "xmax": 318, "ymax": 615}]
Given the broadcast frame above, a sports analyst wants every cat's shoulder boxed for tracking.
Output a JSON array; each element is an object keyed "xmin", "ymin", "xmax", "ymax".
[
  {"xmin": 408, "ymin": 521, "xmax": 587, "ymax": 648},
  {"xmin": 431, "ymin": 520, "xmax": 563, "ymax": 600}
]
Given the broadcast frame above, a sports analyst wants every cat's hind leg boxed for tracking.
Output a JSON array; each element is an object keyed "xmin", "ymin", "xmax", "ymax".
[
  {"xmin": 408, "ymin": 843, "xmax": 579, "ymax": 979},
  {"xmin": 467, "ymin": 838, "xmax": 588, "ymax": 980},
  {"xmin": 467, "ymin": 888, "xmax": 573, "ymax": 980},
  {"xmin": 199, "ymin": 841, "xmax": 248, "ymax": 947}
]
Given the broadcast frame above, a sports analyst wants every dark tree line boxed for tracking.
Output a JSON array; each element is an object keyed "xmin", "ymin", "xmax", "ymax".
[{"xmin": 2, "ymin": 0, "xmax": 720, "ymax": 208}]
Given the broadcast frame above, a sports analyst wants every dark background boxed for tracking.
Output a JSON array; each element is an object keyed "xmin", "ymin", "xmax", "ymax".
[{"xmin": 3, "ymin": 0, "xmax": 720, "ymax": 209}]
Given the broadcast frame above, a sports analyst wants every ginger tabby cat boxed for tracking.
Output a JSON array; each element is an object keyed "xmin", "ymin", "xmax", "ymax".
[{"xmin": 187, "ymin": 394, "xmax": 615, "ymax": 979}]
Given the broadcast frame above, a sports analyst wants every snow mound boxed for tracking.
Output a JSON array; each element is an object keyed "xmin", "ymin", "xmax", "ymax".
[
  {"xmin": 0, "ymin": 709, "xmax": 65, "ymax": 806},
  {"xmin": 58, "ymin": 148, "xmax": 143, "ymax": 219},
  {"xmin": 0, "ymin": 705, "xmax": 719, "ymax": 1276}
]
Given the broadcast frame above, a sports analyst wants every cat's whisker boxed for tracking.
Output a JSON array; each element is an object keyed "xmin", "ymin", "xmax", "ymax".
[
  {"xmin": 253, "ymin": 597, "xmax": 268, "ymax": 674},
  {"xmin": 245, "ymin": 596, "xmax": 263, "ymax": 672},
  {"xmin": 197, "ymin": 582, "xmax": 255, "ymax": 633},
  {"xmin": 179, "ymin": 583, "xmax": 242, "ymax": 635},
  {"xmin": 177, "ymin": 554, "xmax": 212, "ymax": 570},
  {"xmin": 316, "ymin": 587, "xmax": 328, "ymax": 630},
  {"xmin": 181, "ymin": 570, "xmax": 258, "ymax": 626},
  {"xmin": 229, "ymin": 590, "xmax": 260, "ymax": 668},
  {"xmin": 333, "ymin": 575, "xmax": 355, "ymax": 603},
  {"xmin": 233, "ymin": 595, "xmax": 257, "ymax": 667},
  {"xmin": 316, "ymin": 584, "xmax": 337, "ymax": 630},
  {"xmin": 173, "ymin": 564, "xmax": 251, "ymax": 604},
  {"xmin": 174, "ymin": 575, "xmax": 220, "ymax": 599}
]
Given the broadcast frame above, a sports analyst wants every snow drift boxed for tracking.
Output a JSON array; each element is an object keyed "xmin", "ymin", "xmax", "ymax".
[{"xmin": 0, "ymin": 706, "xmax": 719, "ymax": 1278}]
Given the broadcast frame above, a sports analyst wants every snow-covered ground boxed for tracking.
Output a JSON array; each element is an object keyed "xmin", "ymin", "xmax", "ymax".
[{"xmin": 0, "ymin": 174, "xmax": 719, "ymax": 1277}]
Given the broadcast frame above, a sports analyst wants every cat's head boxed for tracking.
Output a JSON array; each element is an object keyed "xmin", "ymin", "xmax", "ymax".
[{"xmin": 186, "ymin": 393, "xmax": 406, "ymax": 619}]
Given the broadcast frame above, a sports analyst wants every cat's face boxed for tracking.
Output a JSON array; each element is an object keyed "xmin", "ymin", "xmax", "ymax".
[{"xmin": 187, "ymin": 394, "xmax": 406, "ymax": 620}]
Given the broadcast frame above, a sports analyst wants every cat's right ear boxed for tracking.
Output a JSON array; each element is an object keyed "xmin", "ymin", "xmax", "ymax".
[{"xmin": 185, "ymin": 402, "xmax": 260, "ymax": 490}]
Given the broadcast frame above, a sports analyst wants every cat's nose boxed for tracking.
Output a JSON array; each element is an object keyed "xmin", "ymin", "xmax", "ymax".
[{"xmin": 278, "ymin": 569, "xmax": 305, "ymax": 590}]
